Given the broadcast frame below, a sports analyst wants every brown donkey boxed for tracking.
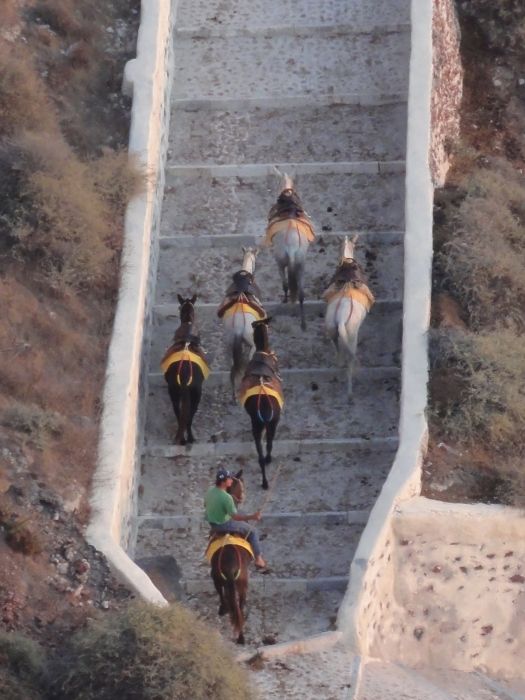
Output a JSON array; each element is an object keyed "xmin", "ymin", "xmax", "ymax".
[
  {"xmin": 239, "ymin": 318, "xmax": 283, "ymax": 489},
  {"xmin": 160, "ymin": 294, "xmax": 210, "ymax": 444},
  {"xmin": 208, "ymin": 472, "xmax": 251, "ymax": 644}
]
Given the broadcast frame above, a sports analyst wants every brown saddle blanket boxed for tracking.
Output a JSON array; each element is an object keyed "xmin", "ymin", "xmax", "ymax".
[
  {"xmin": 329, "ymin": 260, "xmax": 368, "ymax": 288},
  {"xmin": 243, "ymin": 351, "xmax": 280, "ymax": 381},
  {"xmin": 160, "ymin": 334, "xmax": 207, "ymax": 366},
  {"xmin": 268, "ymin": 189, "xmax": 305, "ymax": 221},
  {"xmin": 217, "ymin": 271, "xmax": 265, "ymax": 318}
]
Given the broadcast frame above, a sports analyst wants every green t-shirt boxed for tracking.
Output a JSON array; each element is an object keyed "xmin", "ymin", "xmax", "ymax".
[{"xmin": 205, "ymin": 487, "xmax": 237, "ymax": 525}]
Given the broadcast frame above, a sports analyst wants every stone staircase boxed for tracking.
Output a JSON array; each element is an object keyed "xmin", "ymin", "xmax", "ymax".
[{"xmin": 133, "ymin": 0, "xmax": 411, "ymax": 693}]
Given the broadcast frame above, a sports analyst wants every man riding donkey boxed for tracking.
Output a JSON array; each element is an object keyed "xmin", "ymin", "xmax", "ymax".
[{"xmin": 204, "ymin": 467, "xmax": 268, "ymax": 570}]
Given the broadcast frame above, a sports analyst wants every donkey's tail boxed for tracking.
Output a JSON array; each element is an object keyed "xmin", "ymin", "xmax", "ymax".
[
  {"xmin": 224, "ymin": 578, "xmax": 243, "ymax": 638},
  {"xmin": 232, "ymin": 334, "xmax": 244, "ymax": 377},
  {"xmin": 287, "ymin": 266, "xmax": 299, "ymax": 303}
]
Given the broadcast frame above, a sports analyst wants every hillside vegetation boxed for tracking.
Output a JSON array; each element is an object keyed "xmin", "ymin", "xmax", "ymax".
[
  {"xmin": 427, "ymin": 0, "xmax": 525, "ymax": 506},
  {"xmin": 0, "ymin": 2, "xmax": 253, "ymax": 697}
]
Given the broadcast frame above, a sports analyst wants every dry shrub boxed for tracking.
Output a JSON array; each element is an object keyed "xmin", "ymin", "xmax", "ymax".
[
  {"xmin": 49, "ymin": 602, "xmax": 254, "ymax": 700},
  {"xmin": 0, "ymin": 42, "xmax": 57, "ymax": 138},
  {"xmin": 1, "ymin": 132, "xmax": 141, "ymax": 290},
  {"xmin": 430, "ymin": 329, "xmax": 525, "ymax": 456},
  {"xmin": 0, "ymin": 402, "xmax": 64, "ymax": 450},
  {"xmin": 1, "ymin": 514, "xmax": 43, "ymax": 556},
  {"xmin": 0, "ymin": 632, "xmax": 46, "ymax": 700},
  {"xmin": 437, "ymin": 158, "xmax": 525, "ymax": 329},
  {"xmin": 32, "ymin": 0, "xmax": 92, "ymax": 40}
]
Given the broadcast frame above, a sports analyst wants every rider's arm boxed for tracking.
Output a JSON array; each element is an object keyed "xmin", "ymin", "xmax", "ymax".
[{"xmin": 231, "ymin": 511, "xmax": 261, "ymax": 522}]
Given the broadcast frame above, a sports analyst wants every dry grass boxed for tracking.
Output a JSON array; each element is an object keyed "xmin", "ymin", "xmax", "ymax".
[
  {"xmin": 0, "ymin": 43, "xmax": 57, "ymax": 139},
  {"xmin": 0, "ymin": 403, "xmax": 64, "ymax": 451},
  {"xmin": 49, "ymin": 603, "xmax": 254, "ymax": 700},
  {"xmin": 0, "ymin": 132, "xmax": 142, "ymax": 289},
  {"xmin": 0, "ymin": 632, "xmax": 46, "ymax": 700},
  {"xmin": 436, "ymin": 158, "xmax": 525, "ymax": 330},
  {"xmin": 430, "ymin": 330, "xmax": 525, "ymax": 455}
]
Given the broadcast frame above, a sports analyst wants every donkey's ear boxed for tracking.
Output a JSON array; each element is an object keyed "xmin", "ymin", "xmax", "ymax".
[
  {"xmin": 177, "ymin": 294, "xmax": 184, "ymax": 305},
  {"xmin": 235, "ymin": 469, "xmax": 243, "ymax": 479},
  {"xmin": 351, "ymin": 234, "xmax": 359, "ymax": 244},
  {"xmin": 241, "ymin": 245, "xmax": 247, "ymax": 254},
  {"xmin": 190, "ymin": 294, "xmax": 197, "ymax": 304}
]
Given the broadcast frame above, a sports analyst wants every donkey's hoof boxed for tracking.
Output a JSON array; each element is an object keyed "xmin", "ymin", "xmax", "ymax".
[
  {"xmin": 175, "ymin": 437, "xmax": 186, "ymax": 446},
  {"xmin": 236, "ymin": 633, "xmax": 245, "ymax": 645},
  {"xmin": 187, "ymin": 434, "xmax": 195, "ymax": 444},
  {"xmin": 265, "ymin": 455, "xmax": 272, "ymax": 465},
  {"xmin": 262, "ymin": 480, "xmax": 269, "ymax": 490},
  {"xmin": 218, "ymin": 604, "xmax": 227, "ymax": 617}
]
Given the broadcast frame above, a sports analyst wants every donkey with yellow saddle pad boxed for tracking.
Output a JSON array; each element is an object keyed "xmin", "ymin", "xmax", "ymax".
[
  {"xmin": 205, "ymin": 469, "xmax": 266, "ymax": 645},
  {"xmin": 217, "ymin": 247, "xmax": 267, "ymax": 402},
  {"xmin": 239, "ymin": 318, "xmax": 283, "ymax": 490},
  {"xmin": 263, "ymin": 173, "xmax": 316, "ymax": 330},
  {"xmin": 161, "ymin": 294, "xmax": 210, "ymax": 445},
  {"xmin": 323, "ymin": 235, "xmax": 375, "ymax": 395}
]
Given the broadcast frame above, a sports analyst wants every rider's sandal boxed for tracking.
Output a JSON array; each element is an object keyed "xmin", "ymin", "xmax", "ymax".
[{"xmin": 255, "ymin": 564, "xmax": 272, "ymax": 574}]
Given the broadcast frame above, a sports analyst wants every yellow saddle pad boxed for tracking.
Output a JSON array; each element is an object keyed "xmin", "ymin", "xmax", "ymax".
[
  {"xmin": 264, "ymin": 217, "xmax": 316, "ymax": 247},
  {"xmin": 222, "ymin": 301, "xmax": 265, "ymax": 321},
  {"xmin": 205, "ymin": 534, "xmax": 254, "ymax": 562},
  {"xmin": 324, "ymin": 284, "xmax": 375, "ymax": 312},
  {"xmin": 160, "ymin": 348, "xmax": 210, "ymax": 379},
  {"xmin": 240, "ymin": 384, "xmax": 284, "ymax": 409}
]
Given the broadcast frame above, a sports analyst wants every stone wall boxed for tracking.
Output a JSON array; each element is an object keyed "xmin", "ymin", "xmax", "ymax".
[
  {"xmin": 431, "ymin": 0, "xmax": 463, "ymax": 186},
  {"xmin": 372, "ymin": 499, "xmax": 525, "ymax": 679},
  {"xmin": 86, "ymin": 0, "xmax": 175, "ymax": 602}
]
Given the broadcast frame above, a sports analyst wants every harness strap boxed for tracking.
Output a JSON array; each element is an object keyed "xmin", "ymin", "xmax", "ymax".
[{"xmin": 218, "ymin": 544, "xmax": 242, "ymax": 582}]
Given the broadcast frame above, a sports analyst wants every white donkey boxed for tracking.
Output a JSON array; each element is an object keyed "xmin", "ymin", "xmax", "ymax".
[
  {"xmin": 323, "ymin": 235, "xmax": 375, "ymax": 395},
  {"xmin": 263, "ymin": 174, "xmax": 315, "ymax": 330},
  {"xmin": 217, "ymin": 246, "xmax": 266, "ymax": 402}
]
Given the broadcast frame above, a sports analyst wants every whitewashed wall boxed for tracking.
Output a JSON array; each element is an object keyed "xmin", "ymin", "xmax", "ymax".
[{"xmin": 86, "ymin": 0, "xmax": 176, "ymax": 603}]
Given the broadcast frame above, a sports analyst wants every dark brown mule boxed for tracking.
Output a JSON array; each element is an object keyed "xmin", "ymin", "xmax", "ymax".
[
  {"xmin": 160, "ymin": 294, "xmax": 210, "ymax": 445},
  {"xmin": 209, "ymin": 471, "xmax": 250, "ymax": 644},
  {"xmin": 239, "ymin": 318, "xmax": 283, "ymax": 489}
]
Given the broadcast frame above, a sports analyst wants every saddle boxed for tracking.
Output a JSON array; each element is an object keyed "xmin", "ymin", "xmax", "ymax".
[
  {"xmin": 322, "ymin": 261, "xmax": 375, "ymax": 311},
  {"xmin": 244, "ymin": 351, "xmax": 280, "ymax": 381},
  {"xmin": 263, "ymin": 190, "xmax": 316, "ymax": 247},
  {"xmin": 205, "ymin": 533, "xmax": 254, "ymax": 562},
  {"xmin": 160, "ymin": 337, "xmax": 210, "ymax": 378},
  {"xmin": 217, "ymin": 271, "xmax": 266, "ymax": 319},
  {"xmin": 239, "ymin": 353, "xmax": 284, "ymax": 408}
]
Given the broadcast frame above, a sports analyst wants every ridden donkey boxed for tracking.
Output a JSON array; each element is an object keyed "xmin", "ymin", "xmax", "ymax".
[
  {"xmin": 217, "ymin": 246, "xmax": 266, "ymax": 402},
  {"xmin": 160, "ymin": 294, "xmax": 210, "ymax": 444},
  {"xmin": 323, "ymin": 235, "xmax": 375, "ymax": 395},
  {"xmin": 238, "ymin": 318, "xmax": 283, "ymax": 489},
  {"xmin": 207, "ymin": 471, "xmax": 251, "ymax": 644},
  {"xmin": 263, "ymin": 174, "xmax": 316, "ymax": 330}
]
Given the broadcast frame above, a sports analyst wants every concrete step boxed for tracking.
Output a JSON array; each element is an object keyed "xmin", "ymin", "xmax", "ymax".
[
  {"xmin": 174, "ymin": 0, "xmax": 410, "ymax": 33},
  {"xmin": 161, "ymin": 165, "xmax": 405, "ymax": 236},
  {"xmin": 138, "ymin": 443, "xmax": 395, "ymax": 517},
  {"xmin": 184, "ymin": 586, "xmax": 343, "ymax": 648},
  {"xmin": 155, "ymin": 231, "xmax": 403, "ymax": 304},
  {"xmin": 143, "ymin": 435, "xmax": 398, "ymax": 458},
  {"xmin": 171, "ymin": 30, "xmax": 409, "ymax": 101},
  {"xmin": 150, "ymin": 301, "xmax": 402, "ymax": 371},
  {"xmin": 144, "ymin": 368, "xmax": 399, "ymax": 444},
  {"xmin": 135, "ymin": 518, "xmax": 362, "ymax": 579},
  {"xmin": 169, "ymin": 101, "xmax": 407, "ymax": 165}
]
